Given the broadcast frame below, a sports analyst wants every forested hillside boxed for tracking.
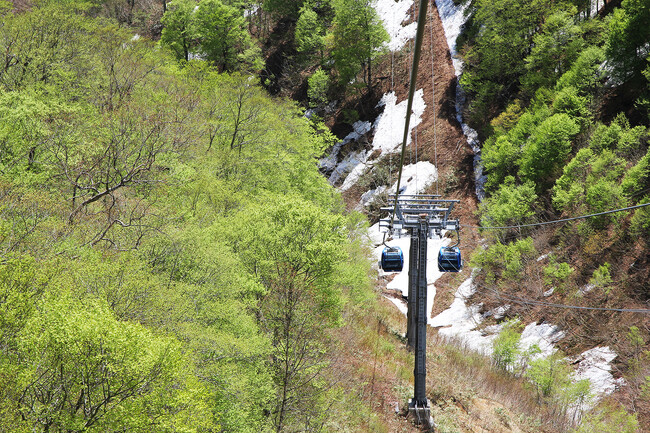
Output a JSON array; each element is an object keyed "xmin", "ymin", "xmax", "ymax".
[
  {"xmin": 0, "ymin": 1, "xmax": 381, "ymax": 431},
  {"xmin": 457, "ymin": 0, "xmax": 650, "ymax": 430}
]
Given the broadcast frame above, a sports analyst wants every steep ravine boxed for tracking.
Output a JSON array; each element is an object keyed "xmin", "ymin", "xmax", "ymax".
[{"xmin": 319, "ymin": 0, "xmax": 627, "ymax": 430}]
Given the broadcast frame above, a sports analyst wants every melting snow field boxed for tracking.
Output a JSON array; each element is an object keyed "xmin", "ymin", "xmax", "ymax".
[
  {"xmin": 336, "ymin": 90, "xmax": 426, "ymax": 195},
  {"xmin": 374, "ymin": 0, "xmax": 417, "ymax": 52},
  {"xmin": 427, "ymin": 279, "xmax": 623, "ymax": 406},
  {"xmin": 434, "ymin": 0, "xmax": 486, "ymax": 200}
]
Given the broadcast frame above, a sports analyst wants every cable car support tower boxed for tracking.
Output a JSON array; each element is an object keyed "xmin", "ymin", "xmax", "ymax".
[
  {"xmin": 380, "ymin": 195, "xmax": 459, "ymax": 429},
  {"xmin": 375, "ymin": 0, "xmax": 465, "ymax": 428}
]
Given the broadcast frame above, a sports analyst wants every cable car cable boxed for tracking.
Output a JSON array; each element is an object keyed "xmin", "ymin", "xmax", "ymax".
[
  {"xmin": 387, "ymin": 0, "xmax": 430, "ymax": 234},
  {"xmin": 465, "ymin": 202, "xmax": 650, "ymax": 231},
  {"xmin": 481, "ymin": 284, "xmax": 650, "ymax": 314}
]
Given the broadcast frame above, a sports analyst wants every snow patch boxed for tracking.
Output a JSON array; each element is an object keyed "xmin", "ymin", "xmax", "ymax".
[
  {"xmin": 339, "ymin": 90, "xmax": 426, "ymax": 191},
  {"xmin": 372, "ymin": 90, "xmax": 426, "ymax": 154},
  {"xmin": 573, "ymin": 347, "xmax": 625, "ymax": 397},
  {"xmin": 320, "ymin": 120, "xmax": 373, "ymax": 184},
  {"xmin": 519, "ymin": 322, "xmax": 565, "ymax": 360},
  {"xmin": 374, "ymin": 0, "xmax": 418, "ymax": 52},
  {"xmin": 484, "ymin": 305, "xmax": 510, "ymax": 320},
  {"xmin": 384, "ymin": 295, "xmax": 409, "ymax": 315},
  {"xmin": 389, "ymin": 161, "xmax": 437, "ymax": 196},
  {"xmin": 434, "ymin": 0, "xmax": 486, "ymax": 200},
  {"xmin": 430, "ymin": 277, "xmax": 497, "ymax": 355},
  {"xmin": 356, "ymin": 161, "xmax": 436, "ymax": 209}
]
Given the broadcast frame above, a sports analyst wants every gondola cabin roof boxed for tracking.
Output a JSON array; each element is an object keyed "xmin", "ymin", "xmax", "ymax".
[
  {"xmin": 438, "ymin": 246, "xmax": 462, "ymax": 273},
  {"xmin": 381, "ymin": 246, "xmax": 404, "ymax": 272}
]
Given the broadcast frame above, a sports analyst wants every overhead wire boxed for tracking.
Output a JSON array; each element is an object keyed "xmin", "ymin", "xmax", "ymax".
[
  {"xmin": 465, "ymin": 202, "xmax": 650, "ymax": 230},
  {"xmin": 428, "ymin": 1, "xmax": 439, "ymax": 196},
  {"xmin": 479, "ymin": 283, "xmax": 650, "ymax": 314},
  {"xmin": 387, "ymin": 0, "xmax": 430, "ymax": 235}
]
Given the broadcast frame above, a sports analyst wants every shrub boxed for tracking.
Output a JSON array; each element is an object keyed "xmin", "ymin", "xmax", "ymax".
[
  {"xmin": 589, "ymin": 262, "xmax": 612, "ymax": 294},
  {"xmin": 543, "ymin": 255, "xmax": 574, "ymax": 290},
  {"xmin": 621, "ymin": 149, "xmax": 650, "ymax": 199},
  {"xmin": 630, "ymin": 196, "xmax": 650, "ymax": 247},
  {"xmin": 576, "ymin": 400, "xmax": 638, "ymax": 433},
  {"xmin": 471, "ymin": 238, "xmax": 537, "ymax": 283},
  {"xmin": 480, "ymin": 176, "xmax": 538, "ymax": 228},
  {"xmin": 307, "ymin": 68, "xmax": 330, "ymax": 108},
  {"xmin": 492, "ymin": 318, "xmax": 522, "ymax": 372}
]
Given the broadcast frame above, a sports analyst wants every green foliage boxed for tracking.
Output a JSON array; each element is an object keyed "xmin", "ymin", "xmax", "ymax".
[
  {"xmin": 307, "ymin": 68, "xmax": 330, "ymax": 108},
  {"xmin": 589, "ymin": 262, "xmax": 613, "ymax": 293},
  {"xmin": 295, "ymin": 5, "xmax": 326, "ymax": 63},
  {"xmin": 0, "ymin": 5, "xmax": 372, "ymax": 431},
  {"xmin": 556, "ymin": 45, "xmax": 606, "ymax": 94},
  {"xmin": 518, "ymin": 113, "xmax": 580, "ymax": 187},
  {"xmin": 160, "ymin": 0, "xmax": 262, "ymax": 72},
  {"xmin": 577, "ymin": 400, "xmax": 639, "ymax": 433},
  {"xmin": 522, "ymin": 7, "xmax": 585, "ymax": 94},
  {"xmin": 621, "ymin": 148, "xmax": 650, "ymax": 199},
  {"xmin": 227, "ymin": 195, "xmax": 350, "ymax": 431},
  {"xmin": 553, "ymin": 136, "xmax": 633, "ymax": 229},
  {"xmin": 492, "ymin": 318, "xmax": 522, "ymax": 371},
  {"xmin": 331, "ymin": 0, "xmax": 388, "ymax": 87},
  {"xmin": 524, "ymin": 350, "xmax": 591, "ymax": 415},
  {"xmin": 482, "ymin": 105, "xmax": 552, "ymax": 193},
  {"xmin": 194, "ymin": 0, "xmax": 261, "ymax": 71},
  {"xmin": 542, "ymin": 255, "xmax": 574, "ymax": 290},
  {"xmin": 471, "ymin": 238, "xmax": 536, "ymax": 283},
  {"xmin": 479, "ymin": 176, "xmax": 537, "ymax": 231},
  {"xmin": 490, "ymin": 99, "xmax": 525, "ymax": 136},
  {"xmin": 18, "ymin": 292, "xmax": 199, "ymax": 432},
  {"xmin": 459, "ymin": 0, "xmax": 550, "ymax": 124},
  {"xmin": 606, "ymin": 0, "xmax": 650, "ymax": 82},
  {"xmin": 589, "ymin": 114, "xmax": 647, "ymax": 154},
  {"xmin": 160, "ymin": 0, "xmax": 196, "ymax": 62},
  {"xmin": 630, "ymin": 196, "xmax": 650, "ymax": 246},
  {"xmin": 552, "ymin": 86, "xmax": 590, "ymax": 126}
]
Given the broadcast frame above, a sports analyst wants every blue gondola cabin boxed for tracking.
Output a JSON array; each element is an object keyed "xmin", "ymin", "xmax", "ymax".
[
  {"xmin": 438, "ymin": 247, "xmax": 462, "ymax": 272},
  {"xmin": 381, "ymin": 246, "xmax": 404, "ymax": 272}
]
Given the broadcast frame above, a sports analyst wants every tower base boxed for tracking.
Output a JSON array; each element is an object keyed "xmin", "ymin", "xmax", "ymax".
[{"xmin": 408, "ymin": 398, "xmax": 435, "ymax": 431}]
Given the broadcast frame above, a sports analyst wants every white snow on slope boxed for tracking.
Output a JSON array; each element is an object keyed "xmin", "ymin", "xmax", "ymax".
[
  {"xmin": 340, "ymin": 90, "xmax": 426, "ymax": 191},
  {"xmin": 373, "ymin": 90, "xmax": 425, "ymax": 153},
  {"xmin": 429, "ymin": 277, "xmax": 496, "ymax": 354},
  {"xmin": 374, "ymin": 0, "xmax": 418, "ymax": 52},
  {"xmin": 574, "ymin": 347, "xmax": 625, "ymax": 397},
  {"xmin": 434, "ymin": 0, "xmax": 468, "ymax": 75},
  {"xmin": 358, "ymin": 161, "xmax": 437, "ymax": 209},
  {"xmin": 434, "ymin": 0, "xmax": 486, "ymax": 200},
  {"xmin": 519, "ymin": 322, "xmax": 565, "ymax": 359},
  {"xmin": 320, "ymin": 121, "xmax": 372, "ymax": 175}
]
